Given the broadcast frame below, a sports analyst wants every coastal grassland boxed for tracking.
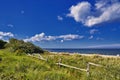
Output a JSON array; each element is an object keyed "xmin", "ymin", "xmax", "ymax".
[{"xmin": 0, "ymin": 50, "xmax": 120, "ymax": 80}]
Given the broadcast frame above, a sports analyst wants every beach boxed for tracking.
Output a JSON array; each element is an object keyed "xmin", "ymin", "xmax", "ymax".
[{"xmin": 50, "ymin": 51, "xmax": 120, "ymax": 58}]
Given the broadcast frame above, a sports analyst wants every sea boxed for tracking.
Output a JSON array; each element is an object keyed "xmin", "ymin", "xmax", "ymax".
[{"xmin": 44, "ymin": 48, "xmax": 120, "ymax": 56}]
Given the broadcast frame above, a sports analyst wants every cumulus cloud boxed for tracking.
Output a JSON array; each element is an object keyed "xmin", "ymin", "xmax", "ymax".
[
  {"xmin": 96, "ymin": 37, "xmax": 104, "ymax": 40},
  {"xmin": 0, "ymin": 31, "xmax": 14, "ymax": 41},
  {"xmin": 67, "ymin": 2, "xmax": 91, "ymax": 23},
  {"xmin": 61, "ymin": 40, "xmax": 64, "ymax": 43},
  {"xmin": 24, "ymin": 33, "xmax": 84, "ymax": 42},
  {"xmin": 21, "ymin": 10, "xmax": 25, "ymax": 14},
  {"xmin": 86, "ymin": 3, "xmax": 120, "ymax": 26},
  {"xmin": 7, "ymin": 24, "xmax": 14, "ymax": 27},
  {"xmin": 90, "ymin": 29, "xmax": 98, "ymax": 34},
  {"xmin": 0, "ymin": 36, "xmax": 3, "ymax": 39},
  {"xmin": 59, "ymin": 34, "xmax": 84, "ymax": 40},
  {"xmin": 57, "ymin": 16, "xmax": 63, "ymax": 21},
  {"xmin": 24, "ymin": 33, "xmax": 46, "ymax": 42},
  {"xmin": 67, "ymin": 0, "xmax": 120, "ymax": 27},
  {"xmin": 0, "ymin": 31, "xmax": 14, "ymax": 37},
  {"xmin": 89, "ymin": 35, "xmax": 93, "ymax": 39}
]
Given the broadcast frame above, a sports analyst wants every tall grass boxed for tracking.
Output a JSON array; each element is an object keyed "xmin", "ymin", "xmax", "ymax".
[{"xmin": 0, "ymin": 50, "xmax": 120, "ymax": 80}]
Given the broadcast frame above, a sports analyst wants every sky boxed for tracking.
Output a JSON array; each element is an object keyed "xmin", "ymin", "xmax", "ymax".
[{"xmin": 0, "ymin": 0, "xmax": 120, "ymax": 48}]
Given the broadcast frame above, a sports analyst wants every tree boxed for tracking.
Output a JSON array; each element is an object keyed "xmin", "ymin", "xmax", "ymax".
[{"xmin": 0, "ymin": 40, "xmax": 7, "ymax": 49}]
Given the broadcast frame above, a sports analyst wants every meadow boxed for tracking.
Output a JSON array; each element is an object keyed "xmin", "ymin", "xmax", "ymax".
[{"xmin": 0, "ymin": 49, "xmax": 120, "ymax": 80}]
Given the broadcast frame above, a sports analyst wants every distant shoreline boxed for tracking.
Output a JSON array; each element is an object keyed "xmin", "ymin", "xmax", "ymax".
[
  {"xmin": 50, "ymin": 51, "xmax": 120, "ymax": 58},
  {"xmin": 45, "ymin": 48, "xmax": 120, "ymax": 56}
]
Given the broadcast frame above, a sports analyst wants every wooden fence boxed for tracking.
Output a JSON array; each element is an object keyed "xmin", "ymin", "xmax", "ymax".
[
  {"xmin": 27, "ymin": 54, "xmax": 103, "ymax": 76},
  {"xmin": 56, "ymin": 61, "xmax": 102, "ymax": 76},
  {"xmin": 27, "ymin": 54, "xmax": 47, "ymax": 61}
]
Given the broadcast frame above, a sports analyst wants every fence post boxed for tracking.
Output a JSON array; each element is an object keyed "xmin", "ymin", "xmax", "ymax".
[
  {"xmin": 87, "ymin": 63, "xmax": 90, "ymax": 77},
  {"xmin": 58, "ymin": 58, "xmax": 62, "ymax": 67}
]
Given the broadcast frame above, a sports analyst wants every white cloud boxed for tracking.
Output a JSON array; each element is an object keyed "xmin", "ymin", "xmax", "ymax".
[
  {"xmin": 59, "ymin": 34, "xmax": 84, "ymax": 40},
  {"xmin": 90, "ymin": 29, "xmax": 98, "ymax": 34},
  {"xmin": 44, "ymin": 36, "xmax": 57, "ymax": 41},
  {"xmin": 21, "ymin": 10, "xmax": 25, "ymax": 14},
  {"xmin": 67, "ymin": 2, "xmax": 91, "ymax": 23},
  {"xmin": 57, "ymin": 16, "xmax": 63, "ymax": 21},
  {"xmin": 0, "ymin": 31, "xmax": 14, "ymax": 37},
  {"xmin": 96, "ymin": 37, "xmax": 104, "ymax": 40},
  {"xmin": 95, "ymin": 0, "xmax": 119, "ymax": 10},
  {"xmin": 7, "ymin": 24, "xmax": 14, "ymax": 27},
  {"xmin": 86, "ymin": 3, "xmax": 120, "ymax": 26},
  {"xmin": 67, "ymin": 0, "xmax": 120, "ymax": 27},
  {"xmin": 95, "ymin": 1, "xmax": 107, "ymax": 10},
  {"xmin": 61, "ymin": 40, "xmax": 64, "ymax": 43},
  {"xmin": 0, "ymin": 31, "xmax": 14, "ymax": 41},
  {"xmin": 24, "ymin": 32, "xmax": 45, "ymax": 42},
  {"xmin": 89, "ymin": 35, "xmax": 93, "ymax": 39},
  {"xmin": 0, "ymin": 36, "xmax": 3, "ymax": 39},
  {"xmin": 24, "ymin": 33, "xmax": 84, "ymax": 42}
]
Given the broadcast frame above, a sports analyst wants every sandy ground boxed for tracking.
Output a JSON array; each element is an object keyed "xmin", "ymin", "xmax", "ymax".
[{"xmin": 50, "ymin": 52, "xmax": 120, "ymax": 58}]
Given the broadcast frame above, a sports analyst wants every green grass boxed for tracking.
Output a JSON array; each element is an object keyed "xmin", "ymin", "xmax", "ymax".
[{"xmin": 0, "ymin": 49, "xmax": 120, "ymax": 80}]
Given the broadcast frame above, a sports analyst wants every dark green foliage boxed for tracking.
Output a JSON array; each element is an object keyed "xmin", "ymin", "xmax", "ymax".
[
  {"xmin": 0, "ymin": 40, "xmax": 7, "ymax": 49},
  {"xmin": 0, "ymin": 57, "xmax": 2, "ymax": 61},
  {"xmin": 6, "ymin": 38, "xmax": 44, "ymax": 54}
]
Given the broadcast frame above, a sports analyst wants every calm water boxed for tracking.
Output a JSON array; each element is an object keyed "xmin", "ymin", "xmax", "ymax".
[{"xmin": 44, "ymin": 48, "xmax": 120, "ymax": 55}]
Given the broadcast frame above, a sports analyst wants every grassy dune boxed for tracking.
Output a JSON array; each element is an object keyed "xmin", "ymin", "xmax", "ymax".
[{"xmin": 0, "ymin": 50, "xmax": 120, "ymax": 80}]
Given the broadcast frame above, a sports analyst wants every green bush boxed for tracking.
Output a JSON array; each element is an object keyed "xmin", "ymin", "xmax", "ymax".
[
  {"xmin": 0, "ymin": 40, "xmax": 7, "ymax": 49},
  {"xmin": 6, "ymin": 38, "xmax": 44, "ymax": 54},
  {"xmin": 0, "ymin": 57, "xmax": 2, "ymax": 61}
]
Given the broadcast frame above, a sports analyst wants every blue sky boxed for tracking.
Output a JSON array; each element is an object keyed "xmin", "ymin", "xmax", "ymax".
[{"xmin": 0, "ymin": 0, "xmax": 120, "ymax": 48}]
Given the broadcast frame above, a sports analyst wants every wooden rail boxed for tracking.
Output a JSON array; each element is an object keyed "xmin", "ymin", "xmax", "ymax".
[
  {"xmin": 56, "ymin": 58, "xmax": 103, "ymax": 76},
  {"xmin": 88, "ymin": 62, "xmax": 102, "ymax": 67},
  {"xmin": 27, "ymin": 54, "xmax": 47, "ymax": 61},
  {"xmin": 28, "ymin": 54, "xmax": 103, "ymax": 76},
  {"xmin": 56, "ymin": 63, "xmax": 87, "ymax": 72}
]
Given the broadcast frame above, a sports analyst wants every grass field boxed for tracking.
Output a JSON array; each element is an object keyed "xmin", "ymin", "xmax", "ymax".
[{"xmin": 0, "ymin": 49, "xmax": 120, "ymax": 80}]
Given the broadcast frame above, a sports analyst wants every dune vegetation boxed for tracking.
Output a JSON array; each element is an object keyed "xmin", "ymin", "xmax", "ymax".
[
  {"xmin": 0, "ymin": 49, "xmax": 120, "ymax": 80},
  {"xmin": 0, "ymin": 38, "xmax": 120, "ymax": 80}
]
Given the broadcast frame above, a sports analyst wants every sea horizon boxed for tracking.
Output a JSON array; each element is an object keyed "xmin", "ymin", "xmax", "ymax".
[{"xmin": 44, "ymin": 48, "xmax": 120, "ymax": 56}]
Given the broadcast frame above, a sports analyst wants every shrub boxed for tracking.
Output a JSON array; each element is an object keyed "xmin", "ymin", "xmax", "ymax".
[
  {"xmin": 0, "ymin": 57, "xmax": 2, "ymax": 61},
  {"xmin": 0, "ymin": 40, "xmax": 7, "ymax": 49},
  {"xmin": 6, "ymin": 38, "xmax": 44, "ymax": 54}
]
